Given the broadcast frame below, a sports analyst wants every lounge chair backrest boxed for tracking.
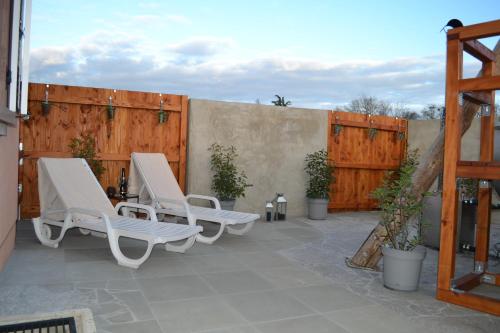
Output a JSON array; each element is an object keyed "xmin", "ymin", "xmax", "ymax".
[
  {"xmin": 38, "ymin": 158, "xmax": 116, "ymax": 216},
  {"xmin": 129, "ymin": 153, "xmax": 186, "ymax": 205}
]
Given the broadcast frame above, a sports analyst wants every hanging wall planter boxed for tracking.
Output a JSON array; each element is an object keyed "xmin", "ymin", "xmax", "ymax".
[
  {"xmin": 158, "ymin": 94, "xmax": 168, "ymax": 124},
  {"xmin": 41, "ymin": 85, "xmax": 50, "ymax": 116},
  {"xmin": 367, "ymin": 127, "xmax": 378, "ymax": 140},
  {"xmin": 107, "ymin": 94, "xmax": 116, "ymax": 120},
  {"xmin": 334, "ymin": 124, "xmax": 343, "ymax": 137}
]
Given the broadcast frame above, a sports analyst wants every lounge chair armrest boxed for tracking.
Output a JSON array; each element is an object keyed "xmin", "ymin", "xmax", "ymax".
[
  {"xmin": 186, "ymin": 194, "xmax": 221, "ymax": 210},
  {"xmin": 114, "ymin": 202, "xmax": 158, "ymax": 222}
]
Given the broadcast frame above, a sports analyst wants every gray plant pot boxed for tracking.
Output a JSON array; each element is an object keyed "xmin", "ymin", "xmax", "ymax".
[
  {"xmin": 220, "ymin": 199, "xmax": 236, "ymax": 211},
  {"xmin": 307, "ymin": 198, "xmax": 329, "ymax": 220},
  {"xmin": 382, "ymin": 246, "xmax": 426, "ymax": 291}
]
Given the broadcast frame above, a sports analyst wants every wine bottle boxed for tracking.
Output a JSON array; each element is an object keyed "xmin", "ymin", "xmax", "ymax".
[{"xmin": 119, "ymin": 168, "xmax": 128, "ymax": 199}]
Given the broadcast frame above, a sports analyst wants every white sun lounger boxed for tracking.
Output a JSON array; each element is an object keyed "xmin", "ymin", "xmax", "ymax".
[
  {"xmin": 33, "ymin": 158, "xmax": 202, "ymax": 269},
  {"xmin": 129, "ymin": 153, "xmax": 260, "ymax": 244}
]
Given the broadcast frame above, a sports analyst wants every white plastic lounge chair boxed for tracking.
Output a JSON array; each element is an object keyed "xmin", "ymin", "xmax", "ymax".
[
  {"xmin": 129, "ymin": 153, "xmax": 260, "ymax": 244},
  {"xmin": 32, "ymin": 158, "xmax": 202, "ymax": 269}
]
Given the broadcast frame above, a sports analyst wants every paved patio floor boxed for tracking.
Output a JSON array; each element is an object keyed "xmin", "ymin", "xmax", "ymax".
[{"xmin": 0, "ymin": 213, "xmax": 498, "ymax": 332}]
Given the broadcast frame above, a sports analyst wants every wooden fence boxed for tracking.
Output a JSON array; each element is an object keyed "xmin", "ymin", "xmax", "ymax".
[
  {"xmin": 327, "ymin": 110, "xmax": 407, "ymax": 211},
  {"xmin": 20, "ymin": 83, "xmax": 188, "ymax": 218}
]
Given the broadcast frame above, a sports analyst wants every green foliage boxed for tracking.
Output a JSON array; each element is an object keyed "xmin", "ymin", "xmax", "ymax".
[
  {"xmin": 460, "ymin": 178, "xmax": 478, "ymax": 200},
  {"xmin": 367, "ymin": 127, "xmax": 378, "ymax": 140},
  {"xmin": 271, "ymin": 95, "xmax": 292, "ymax": 107},
  {"xmin": 305, "ymin": 150, "xmax": 335, "ymax": 199},
  {"xmin": 208, "ymin": 143, "xmax": 250, "ymax": 200},
  {"xmin": 69, "ymin": 133, "xmax": 105, "ymax": 180},
  {"xmin": 372, "ymin": 149, "xmax": 429, "ymax": 251}
]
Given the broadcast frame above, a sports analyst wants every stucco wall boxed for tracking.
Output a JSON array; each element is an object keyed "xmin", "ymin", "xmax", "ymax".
[
  {"xmin": 0, "ymin": 122, "xmax": 19, "ymax": 271},
  {"xmin": 408, "ymin": 118, "xmax": 480, "ymax": 163},
  {"xmin": 408, "ymin": 118, "xmax": 480, "ymax": 193},
  {"xmin": 187, "ymin": 99, "xmax": 328, "ymax": 217}
]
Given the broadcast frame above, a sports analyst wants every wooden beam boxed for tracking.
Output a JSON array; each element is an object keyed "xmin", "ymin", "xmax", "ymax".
[
  {"xmin": 475, "ymin": 60, "xmax": 495, "ymax": 265},
  {"xmin": 331, "ymin": 119, "xmax": 406, "ymax": 132},
  {"xmin": 463, "ymin": 40, "xmax": 495, "ymax": 62},
  {"xmin": 438, "ymin": 37, "xmax": 462, "ymax": 291},
  {"xmin": 459, "ymin": 76, "xmax": 500, "ymax": 92},
  {"xmin": 437, "ymin": 289, "xmax": 500, "ymax": 316},
  {"xmin": 23, "ymin": 151, "xmax": 180, "ymax": 162},
  {"xmin": 448, "ymin": 19, "xmax": 500, "ymax": 41},
  {"xmin": 452, "ymin": 273, "xmax": 482, "ymax": 291},
  {"xmin": 456, "ymin": 161, "xmax": 500, "ymax": 180},
  {"xmin": 334, "ymin": 162, "xmax": 399, "ymax": 170}
]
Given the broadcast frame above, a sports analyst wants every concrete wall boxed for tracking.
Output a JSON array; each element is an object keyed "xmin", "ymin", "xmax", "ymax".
[
  {"xmin": 187, "ymin": 99, "xmax": 328, "ymax": 217},
  {"xmin": 408, "ymin": 118, "xmax": 481, "ymax": 165},
  {"xmin": 0, "ymin": 122, "xmax": 19, "ymax": 271},
  {"xmin": 408, "ymin": 119, "xmax": 481, "ymax": 190}
]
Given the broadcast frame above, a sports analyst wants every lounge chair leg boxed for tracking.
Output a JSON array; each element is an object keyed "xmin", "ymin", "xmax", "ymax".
[
  {"xmin": 226, "ymin": 221, "xmax": 255, "ymax": 236},
  {"xmin": 165, "ymin": 235, "xmax": 196, "ymax": 253},
  {"xmin": 107, "ymin": 230, "xmax": 153, "ymax": 269},
  {"xmin": 32, "ymin": 217, "xmax": 69, "ymax": 248},
  {"xmin": 196, "ymin": 222, "xmax": 226, "ymax": 244}
]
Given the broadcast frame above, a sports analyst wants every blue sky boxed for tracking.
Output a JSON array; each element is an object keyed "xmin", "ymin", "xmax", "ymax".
[{"xmin": 30, "ymin": 0, "xmax": 500, "ymax": 110}]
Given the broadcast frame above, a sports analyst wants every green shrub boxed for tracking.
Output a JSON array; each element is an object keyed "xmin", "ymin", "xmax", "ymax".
[
  {"xmin": 69, "ymin": 133, "xmax": 105, "ymax": 180},
  {"xmin": 372, "ymin": 149, "xmax": 429, "ymax": 251},
  {"xmin": 208, "ymin": 143, "xmax": 250, "ymax": 201},
  {"xmin": 305, "ymin": 149, "xmax": 335, "ymax": 199}
]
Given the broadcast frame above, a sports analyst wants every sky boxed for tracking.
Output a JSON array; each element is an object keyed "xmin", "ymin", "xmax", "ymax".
[{"xmin": 29, "ymin": 0, "xmax": 500, "ymax": 110}]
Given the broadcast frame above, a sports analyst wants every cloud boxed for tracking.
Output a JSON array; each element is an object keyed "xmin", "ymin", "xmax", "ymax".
[
  {"xmin": 29, "ymin": 32, "xmax": 451, "ymax": 110},
  {"xmin": 167, "ymin": 37, "xmax": 235, "ymax": 57}
]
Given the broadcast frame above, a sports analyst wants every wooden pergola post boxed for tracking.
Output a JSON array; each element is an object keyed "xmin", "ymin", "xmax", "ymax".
[{"xmin": 436, "ymin": 19, "xmax": 500, "ymax": 316}]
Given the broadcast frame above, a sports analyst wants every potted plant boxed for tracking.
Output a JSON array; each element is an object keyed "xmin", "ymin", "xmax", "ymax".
[
  {"xmin": 305, "ymin": 149, "xmax": 335, "ymax": 220},
  {"xmin": 208, "ymin": 143, "xmax": 251, "ymax": 211},
  {"xmin": 372, "ymin": 149, "xmax": 428, "ymax": 291}
]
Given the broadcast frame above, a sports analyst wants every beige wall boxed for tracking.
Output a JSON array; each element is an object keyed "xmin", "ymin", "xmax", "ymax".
[
  {"xmin": 408, "ymin": 118, "xmax": 481, "ymax": 191},
  {"xmin": 408, "ymin": 118, "xmax": 480, "ymax": 162},
  {"xmin": 0, "ymin": 122, "xmax": 19, "ymax": 271},
  {"xmin": 187, "ymin": 99, "xmax": 328, "ymax": 217}
]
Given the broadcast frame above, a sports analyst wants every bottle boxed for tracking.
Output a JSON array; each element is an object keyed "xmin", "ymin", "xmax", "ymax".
[{"xmin": 119, "ymin": 168, "xmax": 128, "ymax": 199}]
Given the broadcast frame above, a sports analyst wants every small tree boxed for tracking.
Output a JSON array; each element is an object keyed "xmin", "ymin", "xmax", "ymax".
[
  {"xmin": 305, "ymin": 150, "xmax": 335, "ymax": 199},
  {"xmin": 421, "ymin": 104, "xmax": 444, "ymax": 120},
  {"xmin": 208, "ymin": 143, "xmax": 251, "ymax": 201},
  {"xmin": 371, "ymin": 149, "xmax": 429, "ymax": 251},
  {"xmin": 69, "ymin": 133, "xmax": 105, "ymax": 180},
  {"xmin": 272, "ymin": 95, "xmax": 292, "ymax": 107}
]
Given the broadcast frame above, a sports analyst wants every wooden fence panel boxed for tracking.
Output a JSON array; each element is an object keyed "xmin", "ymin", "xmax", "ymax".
[
  {"xmin": 20, "ymin": 83, "xmax": 188, "ymax": 218},
  {"xmin": 328, "ymin": 110, "xmax": 407, "ymax": 211}
]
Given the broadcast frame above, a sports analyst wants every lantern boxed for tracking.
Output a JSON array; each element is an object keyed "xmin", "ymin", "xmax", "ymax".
[
  {"xmin": 273, "ymin": 193, "xmax": 287, "ymax": 220},
  {"xmin": 265, "ymin": 201, "xmax": 273, "ymax": 222}
]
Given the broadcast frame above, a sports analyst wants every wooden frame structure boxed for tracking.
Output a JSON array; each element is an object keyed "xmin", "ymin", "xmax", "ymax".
[{"xmin": 438, "ymin": 19, "xmax": 500, "ymax": 316}]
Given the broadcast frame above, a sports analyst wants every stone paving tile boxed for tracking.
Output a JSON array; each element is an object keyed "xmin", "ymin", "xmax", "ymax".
[
  {"xmin": 136, "ymin": 274, "xmax": 214, "ymax": 302},
  {"xmin": 201, "ymin": 270, "xmax": 274, "ymax": 295},
  {"xmin": 150, "ymin": 296, "xmax": 247, "ymax": 332},
  {"xmin": 324, "ymin": 305, "xmax": 425, "ymax": 333},
  {"xmin": 224, "ymin": 290, "xmax": 314, "ymax": 322},
  {"xmin": 255, "ymin": 314, "xmax": 349, "ymax": 333},
  {"xmin": 286, "ymin": 284, "xmax": 371, "ymax": 313}
]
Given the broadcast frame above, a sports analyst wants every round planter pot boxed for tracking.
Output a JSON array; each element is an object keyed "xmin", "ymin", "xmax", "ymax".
[
  {"xmin": 307, "ymin": 198, "xmax": 329, "ymax": 220},
  {"xmin": 382, "ymin": 246, "xmax": 426, "ymax": 291},
  {"xmin": 220, "ymin": 199, "xmax": 236, "ymax": 211}
]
